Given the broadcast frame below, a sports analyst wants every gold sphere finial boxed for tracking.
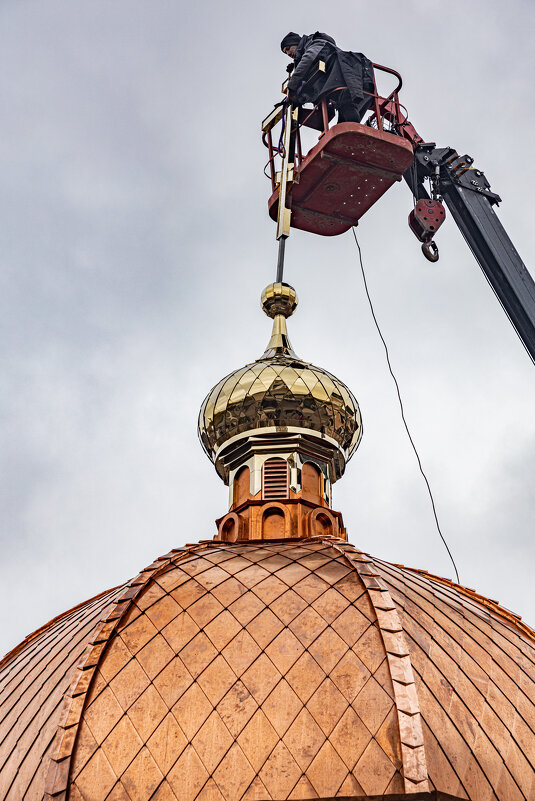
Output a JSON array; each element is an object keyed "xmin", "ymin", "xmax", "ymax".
[{"xmin": 261, "ymin": 282, "xmax": 298, "ymax": 319}]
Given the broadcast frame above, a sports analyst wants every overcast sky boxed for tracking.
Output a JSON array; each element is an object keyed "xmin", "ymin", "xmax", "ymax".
[{"xmin": 1, "ymin": 0, "xmax": 534, "ymax": 655}]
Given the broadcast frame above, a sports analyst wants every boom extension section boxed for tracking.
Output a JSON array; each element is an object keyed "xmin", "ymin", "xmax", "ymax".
[{"xmin": 405, "ymin": 146, "xmax": 535, "ymax": 364}]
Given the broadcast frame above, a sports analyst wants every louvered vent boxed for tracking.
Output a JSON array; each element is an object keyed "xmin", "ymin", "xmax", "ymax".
[{"xmin": 262, "ymin": 458, "xmax": 289, "ymax": 500}]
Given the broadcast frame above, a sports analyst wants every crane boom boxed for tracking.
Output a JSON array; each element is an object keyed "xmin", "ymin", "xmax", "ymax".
[
  {"xmin": 405, "ymin": 146, "xmax": 535, "ymax": 364},
  {"xmin": 262, "ymin": 60, "xmax": 535, "ymax": 363}
]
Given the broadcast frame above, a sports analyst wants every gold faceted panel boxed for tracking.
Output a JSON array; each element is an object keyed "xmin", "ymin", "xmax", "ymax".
[
  {"xmin": 199, "ymin": 356, "xmax": 361, "ymax": 463},
  {"xmin": 69, "ymin": 542, "xmax": 403, "ymax": 800}
]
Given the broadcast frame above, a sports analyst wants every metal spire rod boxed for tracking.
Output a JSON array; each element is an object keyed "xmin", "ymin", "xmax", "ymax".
[
  {"xmin": 275, "ymin": 101, "xmax": 295, "ymax": 283},
  {"xmin": 276, "ymin": 238, "xmax": 286, "ymax": 283}
]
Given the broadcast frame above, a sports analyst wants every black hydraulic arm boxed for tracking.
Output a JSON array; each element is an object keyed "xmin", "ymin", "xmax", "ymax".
[{"xmin": 404, "ymin": 146, "xmax": 535, "ymax": 364}]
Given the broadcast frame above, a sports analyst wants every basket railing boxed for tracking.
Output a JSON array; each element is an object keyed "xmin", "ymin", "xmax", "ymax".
[{"xmin": 262, "ymin": 62, "xmax": 409, "ymax": 194}]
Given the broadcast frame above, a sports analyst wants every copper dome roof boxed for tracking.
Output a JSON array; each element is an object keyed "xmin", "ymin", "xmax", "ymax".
[{"xmin": 2, "ymin": 538, "xmax": 534, "ymax": 800}]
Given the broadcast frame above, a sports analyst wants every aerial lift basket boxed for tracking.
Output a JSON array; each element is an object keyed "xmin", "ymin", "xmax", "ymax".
[{"xmin": 262, "ymin": 64, "xmax": 415, "ymax": 237}]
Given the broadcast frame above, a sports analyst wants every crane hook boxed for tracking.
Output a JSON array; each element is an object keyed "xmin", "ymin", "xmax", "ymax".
[{"xmin": 422, "ymin": 240, "xmax": 439, "ymax": 262}]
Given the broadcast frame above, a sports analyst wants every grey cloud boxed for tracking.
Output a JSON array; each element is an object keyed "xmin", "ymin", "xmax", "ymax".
[{"xmin": 1, "ymin": 0, "xmax": 534, "ymax": 653}]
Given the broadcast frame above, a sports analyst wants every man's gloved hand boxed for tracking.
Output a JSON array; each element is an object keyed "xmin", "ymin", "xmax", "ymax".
[
  {"xmin": 287, "ymin": 79, "xmax": 305, "ymax": 105},
  {"xmin": 286, "ymin": 63, "xmax": 294, "ymax": 74}
]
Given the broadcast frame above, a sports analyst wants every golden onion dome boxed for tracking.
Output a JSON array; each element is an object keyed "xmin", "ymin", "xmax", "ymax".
[{"xmin": 198, "ymin": 283, "xmax": 362, "ymax": 472}]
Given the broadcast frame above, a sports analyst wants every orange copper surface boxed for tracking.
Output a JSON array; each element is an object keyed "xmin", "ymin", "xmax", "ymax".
[
  {"xmin": 217, "ymin": 495, "xmax": 346, "ymax": 542},
  {"xmin": 0, "ymin": 586, "xmax": 124, "ymax": 801},
  {"xmin": 1, "ymin": 538, "xmax": 534, "ymax": 800}
]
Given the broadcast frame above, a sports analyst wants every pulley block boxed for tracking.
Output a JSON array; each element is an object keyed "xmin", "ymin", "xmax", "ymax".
[{"xmin": 408, "ymin": 199, "xmax": 446, "ymax": 243}]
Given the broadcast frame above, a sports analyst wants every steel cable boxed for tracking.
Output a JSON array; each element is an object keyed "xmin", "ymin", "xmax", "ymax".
[{"xmin": 352, "ymin": 227, "xmax": 460, "ymax": 584}]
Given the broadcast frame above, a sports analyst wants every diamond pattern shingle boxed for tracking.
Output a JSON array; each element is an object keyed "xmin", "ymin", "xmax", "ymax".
[
  {"xmin": 188, "ymin": 595, "xmax": 225, "ymax": 629},
  {"xmin": 64, "ymin": 541, "xmax": 406, "ymax": 800},
  {"xmin": 306, "ymin": 739, "xmax": 348, "ymax": 797},
  {"xmin": 261, "ymin": 678, "xmax": 302, "ymax": 736},
  {"xmin": 258, "ymin": 740, "xmax": 301, "ymax": 799},
  {"xmin": 355, "ymin": 737, "xmax": 398, "ymax": 795},
  {"xmin": 306, "ymin": 677, "xmax": 348, "ymax": 735},
  {"xmin": 122, "ymin": 746, "xmax": 164, "ymax": 798},
  {"xmin": 283, "ymin": 707, "xmax": 326, "ymax": 769},
  {"xmin": 252, "ymin": 573, "xmax": 288, "ymax": 603},
  {"xmin": 236, "ymin": 708, "xmax": 279, "ymax": 772},
  {"xmin": 162, "ymin": 611, "xmax": 200, "ymax": 652},
  {"xmin": 241, "ymin": 653, "xmax": 282, "ymax": 705},
  {"xmin": 222, "ymin": 630, "xmax": 262, "ymax": 676},
  {"xmin": 4, "ymin": 537, "xmax": 532, "ymax": 801},
  {"xmin": 127, "ymin": 684, "xmax": 168, "ymax": 742},
  {"xmin": 147, "ymin": 713, "xmax": 187, "ymax": 774},
  {"xmin": 167, "ymin": 745, "xmax": 209, "ymax": 801},
  {"xmin": 172, "ymin": 682, "xmax": 211, "ymax": 738},
  {"xmin": 307, "ymin": 626, "xmax": 347, "ymax": 673},
  {"xmin": 289, "ymin": 605, "xmax": 328, "ymax": 646},
  {"xmin": 216, "ymin": 681, "xmax": 258, "ymax": 738},
  {"xmin": 179, "ymin": 631, "xmax": 219, "ymax": 678},
  {"xmin": 227, "ymin": 592, "xmax": 265, "ymax": 626},
  {"xmin": 270, "ymin": 588, "xmax": 308, "ymax": 625},
  {"xmin": 192, "ymin": 712, "xmax": 234, "ymax": 774},
  {"xmin": 136, "ymin": 632, "xmax": 174, "ymax": 680},
  {"xmin": 204, "ymin": 610, "xmax": 243, "ymax": 650},
  {"xmin": 246, "ymin": 607, "xmax": 284, "ymax": 649},
  {"xmin": 75, "ymin": 747, "xmax": 117, "ymax": 800},
  {"xmin": 264, "ymin": 628, "xmax": 305, "ymax": 674},
  {"xmin": 329, "ymin": 648, "xmax": 371, "ymax": 702},
  {"xmin": 292, "ymin": 572, "xmax": 331, "ymax": 602},
  {"xmin": 285, "ymin": 651, "xmax": 326, "ymax": 703},
  {"xmin": 330, "ymin": 705, "xmax": 372, "ymax": 770},
  {"xmin": 212, "ymin": 742, "xmax": 256, "ymax": 801},
  {"xmin": 197, "ymin": 655, "xmax": 237, "ymax": 707}
]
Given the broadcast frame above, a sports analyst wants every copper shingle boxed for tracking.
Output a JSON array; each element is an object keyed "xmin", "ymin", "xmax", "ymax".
[
  {"xmin": 0, "ymin": 587, "xmax": 123, "ymax": 800},
  {"xmin": 0, "ymin": 538, "xmax": 534, "ymax": 800}
]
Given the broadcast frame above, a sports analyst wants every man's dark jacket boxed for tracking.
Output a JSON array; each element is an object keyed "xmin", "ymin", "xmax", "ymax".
[{"xmin": 287, "ymin": 32, "xmax": 373, "ymax": 105}]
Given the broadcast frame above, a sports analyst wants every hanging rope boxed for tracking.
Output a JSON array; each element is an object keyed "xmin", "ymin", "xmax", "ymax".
[{"xmin": 351, "ymin": 227, "xmax": 460, "ymax": 584}]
